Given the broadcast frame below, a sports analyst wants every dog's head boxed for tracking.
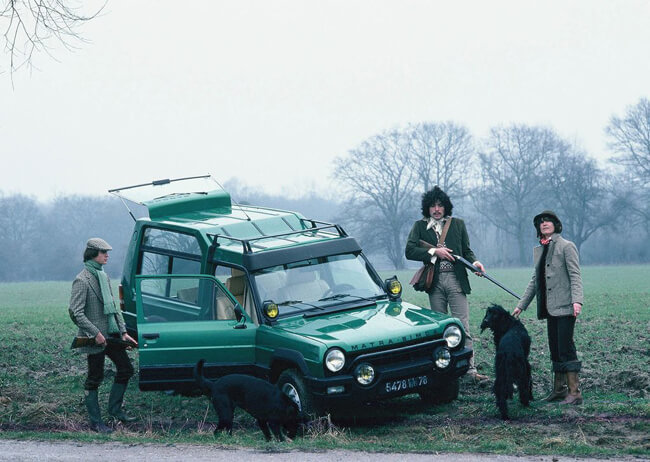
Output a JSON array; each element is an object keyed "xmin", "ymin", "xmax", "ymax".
[
  {"xmin": 480, "ymin": 304, "xmax": 513, "ymax": 333},
  {"xmin": 280, "ymin": 393, "xmax": 306, "ymax": 438}
]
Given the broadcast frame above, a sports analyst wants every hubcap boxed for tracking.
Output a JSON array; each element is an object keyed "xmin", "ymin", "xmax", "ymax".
[{"xmin": 281, "ymin": 383, "xmax": 302, "ymax": 411}]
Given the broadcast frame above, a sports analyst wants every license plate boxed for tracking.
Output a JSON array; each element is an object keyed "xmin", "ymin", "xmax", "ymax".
[{"xmin": 384, "ymin": 375, "xmax": 428, "ymax": 394}]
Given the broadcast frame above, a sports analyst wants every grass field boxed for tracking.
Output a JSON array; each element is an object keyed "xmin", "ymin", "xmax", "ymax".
[{"xmin": 0, "ymin": 266, "xmax": 649, "ymax": 456}]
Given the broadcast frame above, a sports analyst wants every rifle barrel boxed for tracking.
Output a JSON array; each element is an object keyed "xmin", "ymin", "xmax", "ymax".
[{"xmin": 452, "ymin": 254, "xmax": 521, "ymax": 300}]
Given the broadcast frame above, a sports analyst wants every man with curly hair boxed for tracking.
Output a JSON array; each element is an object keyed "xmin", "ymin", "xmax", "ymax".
[{"xmin": 405, "ymin": 186, "xmax": 488, "ymax": 382}]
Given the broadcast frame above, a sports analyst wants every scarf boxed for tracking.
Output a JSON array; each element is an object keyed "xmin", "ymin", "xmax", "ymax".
[
  {"xmin": 536, "ymin": 241, "xmax": 551, "ymax": 319},
  {"xmin": 426, "ymin": 216, "xmax": 449, "ymax": 239},
  {"xmin": 85, "ymin": 260, "xmax": 120, "ymax": 334}
]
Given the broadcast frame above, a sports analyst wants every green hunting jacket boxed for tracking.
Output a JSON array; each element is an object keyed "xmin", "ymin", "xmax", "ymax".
[
  {"xmin": 405, "ymin": 217, "xmax": 478, "ymax": 294},
  {"xmin": 516, "ymin": 233, "xmax": 584, "ymax": 318},
  {"xmin": 69, "ymin": 268, "xmax": 126, "ymax": 354}
]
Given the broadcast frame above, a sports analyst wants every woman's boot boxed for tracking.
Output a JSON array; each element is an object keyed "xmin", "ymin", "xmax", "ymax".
[
  {"xmin": 108, "ymin": 383, "xmax": 137, "ymax": 422},
  {"xmin": 560, "ymin": 372, "xmax": 583, "ymax": 405},
  {"xmin": 544, "ymin": 372, "xmax": 568, "ymax": 401},
  {"xmin": 85, "ymin": 389, "xmax": 113, "ymax": 433}
]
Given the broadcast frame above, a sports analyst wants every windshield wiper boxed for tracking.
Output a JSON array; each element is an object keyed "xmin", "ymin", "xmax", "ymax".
[
  {"xmin": 278, "ymin": 299, "xmax": 304, "ymax": 306},
  {"xmin": 318, "ymin": 293, "xmax": 380, "ymax": 303},
  {"xmin": 276, "ymin": 300, "xmax": 323, "ymax": 313},
  {"xmin": 318, "ymin": 293, "xmax": 351, "ymax": 302}
]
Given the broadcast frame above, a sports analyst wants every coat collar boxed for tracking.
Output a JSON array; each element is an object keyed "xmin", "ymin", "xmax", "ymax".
[{"xmin": 81, "ymin": 268, "xmax": 103, "ymax": 300}]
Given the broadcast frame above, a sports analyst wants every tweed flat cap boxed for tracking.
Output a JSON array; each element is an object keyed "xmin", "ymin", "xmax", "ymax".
[{"xmin": 86, "ymin": 237, "xmax": 112, "ymax": 251}]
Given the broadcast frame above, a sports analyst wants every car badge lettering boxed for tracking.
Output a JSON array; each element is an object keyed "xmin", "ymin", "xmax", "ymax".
[{"xmin": 350, "ymin": 330, "xmax": 434, "ymax": 351}]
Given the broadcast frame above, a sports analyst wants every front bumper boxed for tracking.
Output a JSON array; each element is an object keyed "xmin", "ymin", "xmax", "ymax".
[{"xmin": 305, "ymin": 346, "xmax": 471, "ymax": 402}]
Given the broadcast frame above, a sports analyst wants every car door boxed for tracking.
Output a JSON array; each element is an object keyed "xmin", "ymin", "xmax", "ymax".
[{"xmin": 135, "ymin": 274, "xmax": 257, "ymax": 392}]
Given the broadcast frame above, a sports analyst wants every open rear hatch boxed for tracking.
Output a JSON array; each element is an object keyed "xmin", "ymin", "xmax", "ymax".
[{"xmin": 109, "ymin": 175, "xmax": 231, "ymax": 219}]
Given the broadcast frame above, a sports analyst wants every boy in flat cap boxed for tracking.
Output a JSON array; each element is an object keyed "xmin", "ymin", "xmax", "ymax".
[{"xmin": 69, "ymin": 238, "xmax": 138, "ymax": 433}]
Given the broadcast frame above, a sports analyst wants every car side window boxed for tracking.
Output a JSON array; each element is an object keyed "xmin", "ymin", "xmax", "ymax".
[
  {"xmin": 138, "ymin": 228, "xmax": 202, "ymax": 296},
  {"xmin": 140, "ymin": 276, "xmax": 238, "ymax": 323},
  {"xmin": 143, "ymin": 228, "xmax": 201, "ymax": 255}
]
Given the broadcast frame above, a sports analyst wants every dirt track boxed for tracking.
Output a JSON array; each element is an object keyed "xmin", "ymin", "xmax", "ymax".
[{"xmin": 1, "ymin": 440, "xmax": 648, "ymax": 462}]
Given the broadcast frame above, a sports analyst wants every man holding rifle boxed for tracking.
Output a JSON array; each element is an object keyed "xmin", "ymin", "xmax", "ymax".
[
  {"xmin": 69, "ymin": 238, "xmax": 138, "ymax": 433},
  {"xmin": 405, "ymin": 187, "xmax": 488, "ymax": 383}
]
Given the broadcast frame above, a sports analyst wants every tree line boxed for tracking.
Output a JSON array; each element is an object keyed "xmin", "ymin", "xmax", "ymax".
[
  {"xmin": 0, "ymin": 183, "xmax": 341, "ymax": 282},
  {"xmin": 1, "ymin": 98, "xmax": 648, "ymax": 281},
  {"xmin": 333, "ymin": 97, "xmax": 650, "ymax": 269}
]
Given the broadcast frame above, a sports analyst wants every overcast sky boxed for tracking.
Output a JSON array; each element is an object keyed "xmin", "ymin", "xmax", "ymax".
[{"xmin": 2, "ymin": 0, "xmax": 649, "ymax": 201}]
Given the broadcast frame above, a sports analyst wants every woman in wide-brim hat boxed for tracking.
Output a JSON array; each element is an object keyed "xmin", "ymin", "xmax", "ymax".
[{"xmin": 513, "ymin": 211, "xmax": 584, "ymax": 405}]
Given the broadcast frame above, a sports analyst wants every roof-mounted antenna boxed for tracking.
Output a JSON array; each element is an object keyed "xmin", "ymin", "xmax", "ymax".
[{"xmin": 213, "ymin": 178, "xmax": 252, "ymax": 221}]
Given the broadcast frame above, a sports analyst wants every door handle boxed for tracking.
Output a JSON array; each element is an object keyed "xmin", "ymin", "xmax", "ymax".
[{"xmin": 142, "ymin": 333, "xmax": 160, "ymax": 339}]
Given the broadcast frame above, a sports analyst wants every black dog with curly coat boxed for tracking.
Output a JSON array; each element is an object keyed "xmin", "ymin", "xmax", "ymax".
[
  {"xmin": 480, "ymin": 304, "xmax": 533, "ymax": 420},
  {"xmin": 194, "ymin": 359, "xmax": 301, "ymax": 441}
]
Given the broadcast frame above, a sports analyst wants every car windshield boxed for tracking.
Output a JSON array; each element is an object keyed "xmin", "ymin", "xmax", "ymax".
[{"xmin": 252, "ymin": 253, "xmax": 386, "ymax": 316}]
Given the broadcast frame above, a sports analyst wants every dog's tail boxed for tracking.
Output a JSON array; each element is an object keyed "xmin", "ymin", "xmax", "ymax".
[{"xmin": 193, "ymin": 359, "xmax": 210, "ymax": 394}]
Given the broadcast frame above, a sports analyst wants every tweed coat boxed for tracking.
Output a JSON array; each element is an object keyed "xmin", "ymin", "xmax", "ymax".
[
  {"xmin": 69, "ymin": 268, "xmax": 126, "ymax": 354},
  {"xmin": 405, "ymin": 217, "xmax": 478, "ymax": 294},
  {"xmin": 516, "ymin": 233, "xmax": 584, "ymax": 318}
]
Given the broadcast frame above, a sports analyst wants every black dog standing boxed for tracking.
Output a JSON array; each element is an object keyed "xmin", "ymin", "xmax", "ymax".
[
  {"xmin": 194, "ymin": 359, "xmax": 301, "ymax": 441},
  {"xmin": 480, "ymin": 304, "xmax": 533, "ymax": 420}
]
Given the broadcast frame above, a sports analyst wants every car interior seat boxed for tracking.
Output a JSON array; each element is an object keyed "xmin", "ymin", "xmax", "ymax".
[{"xmin": 225, "ymin": 269, "xmax": 258, "ymax": 323}]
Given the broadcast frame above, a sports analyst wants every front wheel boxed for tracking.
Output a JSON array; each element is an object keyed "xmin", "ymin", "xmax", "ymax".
[
  {"xmin": 277, "ymin": 369, "xmax": 323, "ymax": 420},
  {"xmin": 419, "ymin": 378, "xmax": 459, "ymax": 405}
]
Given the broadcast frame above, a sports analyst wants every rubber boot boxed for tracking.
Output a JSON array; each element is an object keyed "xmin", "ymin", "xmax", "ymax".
[
  {"xmin": 560, "ymin": 372, "xmax": 583, "ymax": 405},
  {"xmin": 108, "ymin": 383, "xmax": 137, "ymax": 423},
  {"xmin": 543, "ymin": 372, "xmax": 568, "ymax": 401},
  {"xmin": 85, "ymin": 389, "xmax": 113, "ymax": 433}
]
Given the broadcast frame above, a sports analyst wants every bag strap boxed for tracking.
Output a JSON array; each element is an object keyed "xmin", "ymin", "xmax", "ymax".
[{"xmin": 438, "ymin": 217, "xmax": 452, "ymax": 247}]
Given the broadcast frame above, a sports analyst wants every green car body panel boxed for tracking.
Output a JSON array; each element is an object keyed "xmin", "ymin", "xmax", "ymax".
[{"xmin": 112, "ymin": 176, "xmax": 471, "ymax": 411}]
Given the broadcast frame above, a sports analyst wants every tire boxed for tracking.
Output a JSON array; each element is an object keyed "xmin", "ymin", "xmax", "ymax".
[
  {"xmin": 277, "ymin": 369, "xmax": 323, "ymax": 420},
  {"xmin": 419, "ymin": 378, "xmax": 460, "ymax": 405}
]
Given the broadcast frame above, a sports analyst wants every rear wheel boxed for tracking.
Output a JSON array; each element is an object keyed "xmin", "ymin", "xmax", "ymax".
[
  {"xmin": 419, "ymin": 378, "xmax": 459, "ymax": 405},
  {"xmin": 277, "ymin": 369, "xmax": 323, "ymax": 420}
]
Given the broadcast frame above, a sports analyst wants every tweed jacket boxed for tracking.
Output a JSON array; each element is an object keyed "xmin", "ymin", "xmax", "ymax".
[
  {"xmin": 69, "ymin": 268, "xmax": 126, "ymax": 354},
  {"xmin": 516, "ymin": 233, "xmax": 584, "ymax": 318},
  {"xmin": 405, "ymin": 217, "xmax": 478, "ymax": 294}
]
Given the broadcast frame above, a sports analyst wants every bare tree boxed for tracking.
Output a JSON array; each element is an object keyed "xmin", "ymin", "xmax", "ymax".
[
  {"xmin": 0, "ymin": 193, "xmax": 44, "ymax": 280},
  {"xmin": 333, "ymin": 129, "xmax": 417, "ymax": 269},
  {"xmin": 605, "ymin": 97, "xmax": 650, "ymax": 233},
  {"xmin": 545, "ymin": 149, "xmax": 613, "ymax": 252},
  {"xmin": 608, "ymin": 171, "xmax": 650, "ymax": 238},
  {"xmin": 1, "ymin": 0, "xmax": 103, "ymax": 76},
  {"xmin": 407, "ymin": 121, "xmax": 475, "ymax": 197},
  {"xmin": 472, "ymin": 125, "xmax": 568, "ymax": 266},
  {"xmin": 606, "ymin": 97, "xmax": 650, "ymax": 182}
]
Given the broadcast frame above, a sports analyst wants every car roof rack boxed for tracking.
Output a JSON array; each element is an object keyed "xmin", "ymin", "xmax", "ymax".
[{"xmin": 207, "ymin": 219, "xmax": 348, "ymax": 259}]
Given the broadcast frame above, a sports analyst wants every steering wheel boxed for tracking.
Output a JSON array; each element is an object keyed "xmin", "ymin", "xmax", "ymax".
[{"xmin": 322, "ymin": 283, "xmax": 355, "ymax": 298}]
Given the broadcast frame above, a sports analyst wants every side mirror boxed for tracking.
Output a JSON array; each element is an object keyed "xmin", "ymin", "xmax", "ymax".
[
  {"xmin": 234, "ymin": 304, "xmax": 244, "ymax": 321},
  {"xmin": 233, "ymin": 305, "xmax": 247, "ymax": 329}
]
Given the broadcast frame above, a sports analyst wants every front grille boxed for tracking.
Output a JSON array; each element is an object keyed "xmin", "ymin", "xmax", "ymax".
[{"xmin": 345, "ymin": 338, "xmax": 446, "ymax": 372}]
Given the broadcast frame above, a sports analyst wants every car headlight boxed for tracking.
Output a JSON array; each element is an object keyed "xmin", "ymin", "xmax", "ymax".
[
  {"xmin": 434, "ymin": 347, "xmax": 451, "ymax": 369},
  {"xmin": 325, "ymin": 348, "xmax": 345, "ymax": 372},
  {"xmin": 443, "ymin": 324, "xmax": 462, "ymax": 348},
  {"xmin": 355, "ymin": 363, "xmax": 375, "ymax": 385}
]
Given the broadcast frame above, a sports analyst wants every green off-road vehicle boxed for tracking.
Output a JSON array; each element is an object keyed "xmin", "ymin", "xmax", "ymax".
[{"xmin": 110, "ymin": 175, "xmax": 471, "ymax": 416}]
